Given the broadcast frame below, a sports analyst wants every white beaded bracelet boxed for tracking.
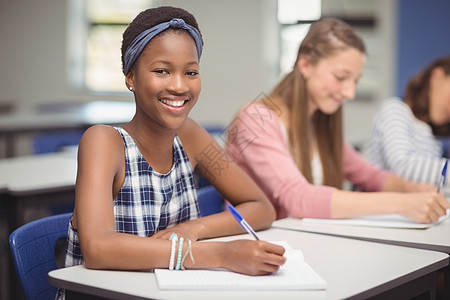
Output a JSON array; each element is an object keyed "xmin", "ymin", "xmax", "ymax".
[{"xmin": 169, "ymin": 233, "xmax": 178, "ymax": 270}]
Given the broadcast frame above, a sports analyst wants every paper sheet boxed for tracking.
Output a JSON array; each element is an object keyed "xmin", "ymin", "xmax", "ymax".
[
  {"xmin": 302, "ymin": 209, "xmax": 450, "ymax": 229},
  {"xmin": 155, "ymin": 241, "xmax": 326, "ymax": 290}
]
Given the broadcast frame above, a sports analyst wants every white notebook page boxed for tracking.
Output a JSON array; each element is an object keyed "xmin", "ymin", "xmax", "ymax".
[
  {"xmin": 155, "ymin": 241, "xmax": 326, "ymax": 290},
  {"xmin": 302, "ymin": 209, "xmax": 450, "ymax": 229}
]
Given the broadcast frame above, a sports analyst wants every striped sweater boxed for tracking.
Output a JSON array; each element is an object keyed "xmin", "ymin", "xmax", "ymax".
[{"xmin": 366, "ymin": 98, "xmax": 447, "ymax": 186}]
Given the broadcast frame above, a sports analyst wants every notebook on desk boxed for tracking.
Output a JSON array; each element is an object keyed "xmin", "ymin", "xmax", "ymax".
[
  {"xmin": 302, "ymin": 209, "xmax": 450, "ymax": 229},
  {"xmin": 155, "ymin": 241, "xmax": 326, "ymax": 290}
]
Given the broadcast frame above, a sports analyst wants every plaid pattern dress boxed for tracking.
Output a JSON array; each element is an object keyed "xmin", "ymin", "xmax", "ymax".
[{"xmin": 57, "ymin": 127, "xmax": 199, "ymax": 299}]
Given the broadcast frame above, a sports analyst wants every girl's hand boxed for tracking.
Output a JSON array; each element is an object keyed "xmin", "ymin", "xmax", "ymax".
[
  {"xmin": 220, "ymin": 240, "xmax": 286, "ymax": 276},
  {"xmin": 399, "ymin": 192, "xmax": 450, "ymax": 223}
]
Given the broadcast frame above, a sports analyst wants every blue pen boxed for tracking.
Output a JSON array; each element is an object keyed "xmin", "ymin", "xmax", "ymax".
[
  {"xmin": 437, "ymin": 160, "xmax": 448, "ymax": 193},
  {"xmin": 227, "ymin": 204, "xmax": 260, "ymax": 240}
]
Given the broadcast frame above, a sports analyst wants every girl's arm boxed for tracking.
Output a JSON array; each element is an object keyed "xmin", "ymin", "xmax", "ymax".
[
  {"xmin": 344, "ymin": 142, "xmax": 436, "ymax": 193},
  {"xmin": 331, "ymin": 189, "xmax": 449, "ymax": 223},
  {"xmin": 174, "ymin": 118, "xmax": 276, "ymax": 240},
  {"xmin": 74, "ymin": 125, "xmax": 286, "ymax": 273}
]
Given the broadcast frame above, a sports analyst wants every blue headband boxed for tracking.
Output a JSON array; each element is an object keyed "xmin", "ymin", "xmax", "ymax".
[{"xmin": 123, "ymin": 18, "xmax": 203, "ymax": 75}]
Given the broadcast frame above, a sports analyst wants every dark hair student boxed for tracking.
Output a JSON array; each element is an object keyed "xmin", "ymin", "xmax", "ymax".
[{"xmin": 56, "ymin": 6, "xmax": 285, "ymax": 299}]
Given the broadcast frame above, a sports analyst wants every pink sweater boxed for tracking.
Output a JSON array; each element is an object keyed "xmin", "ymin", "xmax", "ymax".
[{"xmin": 226, "ymin": 103, "xmax": 391, "ymax": 219}]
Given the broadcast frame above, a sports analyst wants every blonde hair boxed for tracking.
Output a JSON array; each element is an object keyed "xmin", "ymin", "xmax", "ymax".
[{"xmin": 269, "ymin": 18, "xmax": 365, "ymax": 188}]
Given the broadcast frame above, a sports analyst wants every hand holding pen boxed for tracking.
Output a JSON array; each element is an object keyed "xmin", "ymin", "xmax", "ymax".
[{"xmin": 225, "ymin": 204, "xmax": 286, "ymax": 275}]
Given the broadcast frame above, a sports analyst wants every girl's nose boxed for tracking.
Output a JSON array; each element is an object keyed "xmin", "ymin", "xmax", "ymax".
[
  {"xmin": 168, "ymin": 74, "xmax": 188, "ymax": 93},
  {"xmin": 342, "ymin": 80, "xmax": 356, "ymax": 100}
]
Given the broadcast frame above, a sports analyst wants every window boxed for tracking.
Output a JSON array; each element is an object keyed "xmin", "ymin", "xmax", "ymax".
[
  {"xmin": 277, "ymin": 0, "xmax": 321, "ymax": 75},
  {"xmin": 277, "ymin": 0, "xmax": 381, "ymax": 102},
  {"xmin": 68, "ymin": 0, "xmax": 152, "ymax": 93}
]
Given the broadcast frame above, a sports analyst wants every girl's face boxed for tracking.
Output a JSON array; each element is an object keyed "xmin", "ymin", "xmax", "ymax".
[
  {"xmin": 299, "ymin": 47, "xmax": 365, "ymax": 116},
  {"xmin": 428, "ymin": 67, "xmax": 450, "ymax": 126},
  {"xmin": 126, "ymin": 30, "xmax": 201, "ymax": 130}
]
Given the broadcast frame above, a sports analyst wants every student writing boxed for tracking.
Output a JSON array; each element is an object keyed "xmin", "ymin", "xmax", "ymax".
[
  {"xmin": 367, "ymin": 56, "xmax": 450, "ymax": 187},
  {"xmin": 58, "ymin": 6, "xmax": 286, "ymax": 299},
  {"xmin": 226, "ymin": 18, "xmax": 450, "ymax": 224}
]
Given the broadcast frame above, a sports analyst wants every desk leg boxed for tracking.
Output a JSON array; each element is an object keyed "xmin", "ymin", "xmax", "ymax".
[{"xmin": 438, "ymin": 266, "xmax": 450, "ymax": 300}]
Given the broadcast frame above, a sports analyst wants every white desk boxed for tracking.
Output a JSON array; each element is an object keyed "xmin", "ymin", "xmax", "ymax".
[
  {"xmin": 49, "ymin": 228, "xmax": 448, "ymax": 300},
  {"xmin": 0, "ymin": 151, "xmax": 77, "ymax": 196},
  {"xmin": 273, "ymin": 217, "xmax": 450, "ymax": 299},
  {"xmin": 0, "ymin": 151, "xmax": 77, "ymax": 232},
  {"xmin": 272, "ymin": 217, "xmax": 450, "ymax": 254},
  {"xmin": 0, "ymin": 101, "xmax": 135, "ymax": 157},
  {"xmin": 0, "ymin": 101, "xmax": 135, "ymax": 133}
]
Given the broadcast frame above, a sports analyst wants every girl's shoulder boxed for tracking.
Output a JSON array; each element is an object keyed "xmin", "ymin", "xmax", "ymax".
[
  {"xmin": 376, "ymin": 98, "xmax": 414, "ymax": 121},
  {"xmin": 379, "ymin": 97, "xmax": 410, "ymax": 112},
  {"xmin": 78, "ymin": 125, "xmax": 124, "ymax": 160},
  {"xmin": 81, "ymin": 125, "xmax": 123, "ymax": 145}
]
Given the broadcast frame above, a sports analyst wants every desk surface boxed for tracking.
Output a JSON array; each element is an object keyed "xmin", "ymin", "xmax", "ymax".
[
  {"xmin": 273, "ymin": 217, "xmax": 450, "ymax": 254},
  {"xmin": 49, "ymin": 228, "xmax": 448, "ymax": 300},
  {"xmin": 0, "ymin": 101, "xmax": 135, "ymax": 133},
  {"xmin": 0, "ymin": 151, "xmax": 77, "ymax": 195}
]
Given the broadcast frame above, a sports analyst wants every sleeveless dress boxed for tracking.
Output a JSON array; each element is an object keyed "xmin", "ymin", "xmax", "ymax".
[{"xmin": 57, "ymin": 127, "xmax": 199, "ymax": 299}]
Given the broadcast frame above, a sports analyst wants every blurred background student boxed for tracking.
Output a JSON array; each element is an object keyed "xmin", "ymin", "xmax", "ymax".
[
  {"xmin": 366, "ymin": 56, "xmax": 450, "ymax": 187},
  {"xmin": 226, "ymin": 18, "xmax": 450, "ymax": 224}
]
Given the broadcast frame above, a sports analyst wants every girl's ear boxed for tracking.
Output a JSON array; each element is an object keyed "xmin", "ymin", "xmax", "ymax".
[
  {"xmin": 125, "ymin": 70, "xmax": 135, "ymax": 91},
  {"xmin": 296, "ymin": 55, "xmax": 311, "ymax": 79}
]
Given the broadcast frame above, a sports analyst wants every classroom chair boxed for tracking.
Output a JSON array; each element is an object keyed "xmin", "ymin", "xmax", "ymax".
[
  {"xmin": 197, "ymin": 185, "xmax": 225, "ymax": 217},
  {"xmin": 9, "ymin": 212, "xmax": 71, "ymax": 300},
  {"xmin": 32, "ymin": 130, "xmax": 84, "ymax": 154}
]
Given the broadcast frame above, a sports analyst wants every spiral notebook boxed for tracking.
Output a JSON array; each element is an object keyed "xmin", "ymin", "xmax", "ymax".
[{"xmin": 155, "ymin": 241, "xmax": 326, "ymax": 290}]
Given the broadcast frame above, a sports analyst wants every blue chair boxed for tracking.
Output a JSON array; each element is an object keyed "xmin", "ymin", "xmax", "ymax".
[
  {"xmin": 9, "ymin": 213, "xmax": 72, "ymax": 300},
  {"xmin": 32, "ymin": 130, "xmax": 84, "ymax": 154},
  {"xmin": 197, "ymin": 185, "xmax": 225, "ymax": 217}
]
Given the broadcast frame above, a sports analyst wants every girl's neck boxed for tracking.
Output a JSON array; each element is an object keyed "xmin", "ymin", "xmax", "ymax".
[{"xmin": 123, "ymin": 119, "xmax": 176, "ymax": 174}]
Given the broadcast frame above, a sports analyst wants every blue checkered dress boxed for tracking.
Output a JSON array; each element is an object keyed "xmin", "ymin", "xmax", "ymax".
[{"xmin": 57, "ymin": 127, "xmax": 199, "ymax": 299}]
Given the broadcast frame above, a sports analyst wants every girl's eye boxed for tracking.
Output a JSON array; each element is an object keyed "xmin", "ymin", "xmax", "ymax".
[
  {"xmin": 334, "ymin": 74, "xmax": 346, "ymax": 81},
  {"xmin": 153, "ymin": 69, "xmax": 169, "ymax": 74},
  {"xmin": 186, "ymin": 70, "xmax": 199, "ymax": 76}
]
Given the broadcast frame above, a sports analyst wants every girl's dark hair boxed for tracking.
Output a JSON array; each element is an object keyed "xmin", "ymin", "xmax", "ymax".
[
  {"xmin": 121, "ymin": 6, "xmax": 203, "ymax": 74},
  {"xmin": 404, "ymin": 56, "xmax": 450, "ymax": 136}
]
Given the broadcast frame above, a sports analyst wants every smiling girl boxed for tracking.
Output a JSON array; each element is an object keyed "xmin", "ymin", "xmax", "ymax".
[
  {"xmin": 58, "ymin": 6, "xmax": 286, "ymax": 299},
  {"xmin": 226, "ymin": 18, "xmax": 450, "ymax": 223}
]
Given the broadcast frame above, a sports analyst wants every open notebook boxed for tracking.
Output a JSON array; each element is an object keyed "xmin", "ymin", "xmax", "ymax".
[
  {"xmin": 155, "ymin": 241, "xmax": 326, "ymax": 290},
  {"xmin": 302, "ymin": 209, "xmax": 450, "ymax": 229}
]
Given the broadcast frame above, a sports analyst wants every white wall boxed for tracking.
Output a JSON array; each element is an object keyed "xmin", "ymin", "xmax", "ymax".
[
  {"xmin": 0, "ymin": 0, "xmax": 395, "ymax": 143},
  {"xmin": 0, "ymin": 0, "xmax": 279, "ymax": 131},
  {"xmin": 153, "ymin": 0, "xmax": 280, "ymax": 128}
]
